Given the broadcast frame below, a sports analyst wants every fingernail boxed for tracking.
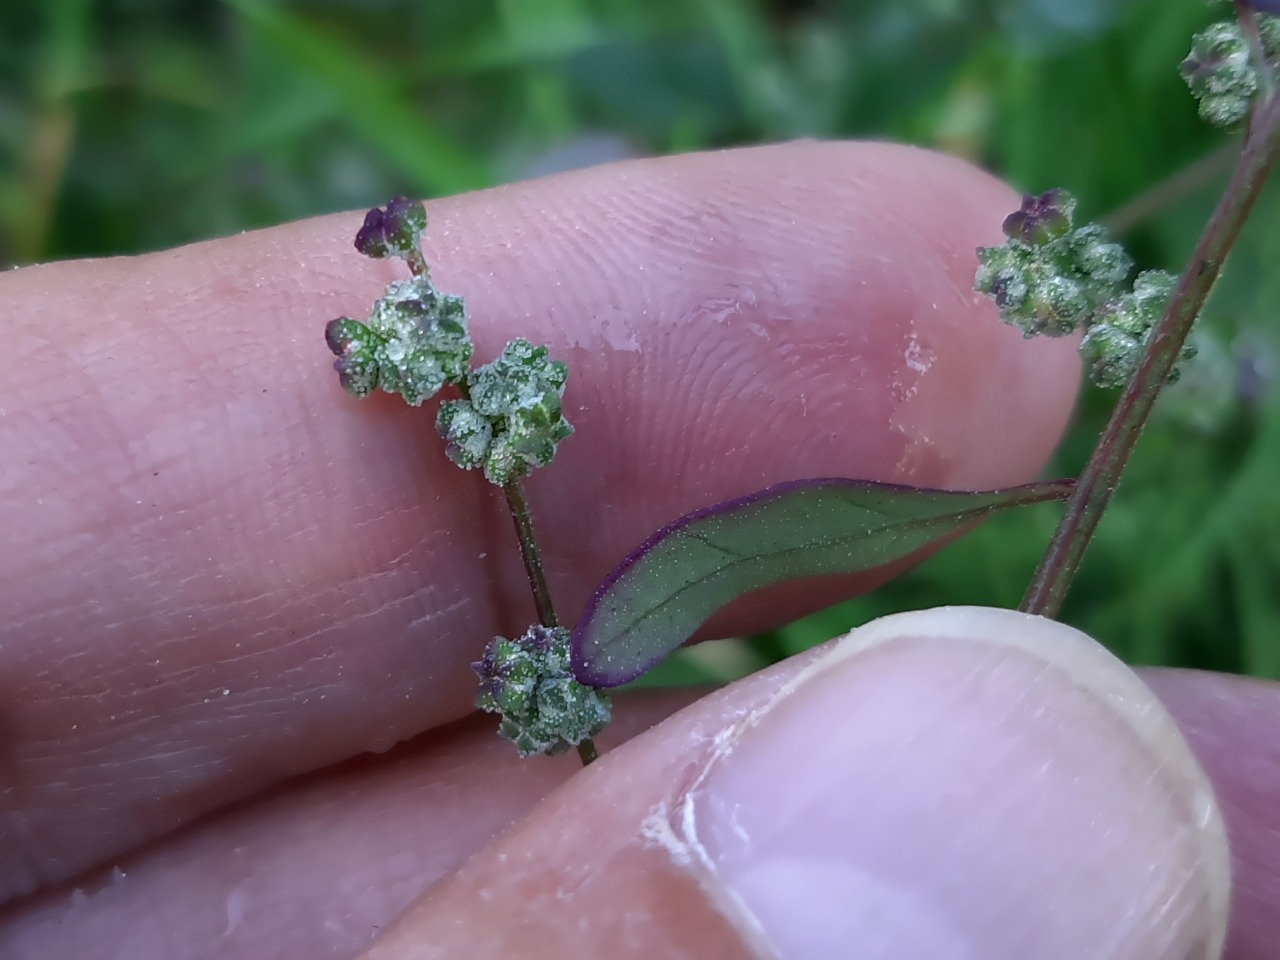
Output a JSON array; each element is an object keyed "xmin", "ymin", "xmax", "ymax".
[{"xmin": 679, "ymin": 606, "xmax": 1230, "ymax": 960}]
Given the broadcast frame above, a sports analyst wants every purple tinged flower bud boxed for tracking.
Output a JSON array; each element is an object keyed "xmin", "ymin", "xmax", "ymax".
[
  {"xmin": 471, "ymin": 625, "xmax": 611, "ymax": 758},
  {"xmin": 473, "ymin": 637, "xmax": 522, "ymax": 712},
  {"xmin": 353, "ymin": 196, "xmax": 429, "ymax": 261},
  {"xmin": 977, "ymin": 192, "xmax": 1134, "ymax": 340},
  {"xmin": 1002, "ymin": 189, "xmax": 1076, "ymax": 245},
  {"xmin": 325, "ymin": 317, "xmax": 367, "ymax": 356},
  {"xmin": 353, "ymin": 210, "xmax": 388, "ymax": 259},
  {"xmin": 521, "ymin": 624, "xmax": 562, "ymax": 655},
  {"xmin": 324, "ymin": 317, "xmax": 383, "ymax": 398},
  {"xmin": 333, "ymin": 354, "xmax": 378, "ymax": 397}
]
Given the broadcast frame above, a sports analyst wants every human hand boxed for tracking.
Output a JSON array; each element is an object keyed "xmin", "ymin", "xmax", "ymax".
[{"xmin": 0, "ymin": 142, "xmax": 1274, "ymax": 959}]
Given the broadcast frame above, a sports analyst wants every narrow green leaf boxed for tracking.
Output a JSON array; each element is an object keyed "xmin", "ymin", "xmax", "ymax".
[{"xmin": 572, "ymin": 477, "xmax": 1072, "ymax": 686}]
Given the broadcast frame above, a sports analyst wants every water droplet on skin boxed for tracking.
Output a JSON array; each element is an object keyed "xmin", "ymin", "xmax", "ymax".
[
  {"xmin": 594, "ymin": 317, "xmax": 641, "ymax": 353},
  {"xmin": 904, "ymin": 336, "xmax": 935, "ymax": 375}
]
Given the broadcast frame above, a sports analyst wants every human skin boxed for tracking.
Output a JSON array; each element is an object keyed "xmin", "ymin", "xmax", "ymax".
[{"xmin": 0, "ymin": 142, "xmax": 1275, "ymax": 958}]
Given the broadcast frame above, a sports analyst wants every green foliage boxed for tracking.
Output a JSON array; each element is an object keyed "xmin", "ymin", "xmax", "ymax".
[
  {"xmin": 4, "ymin": 0, "xmax": 1277, "ymax": 681},
  {"xmin": 574, "ymin": 479, "xmax": 1072, "ymax": 687}
]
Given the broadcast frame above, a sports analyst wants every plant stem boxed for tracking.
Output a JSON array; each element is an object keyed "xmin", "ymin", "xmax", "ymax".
[
  {"xmin": 502, "ymin": 478, "xmax": 558, "ymax": 628},
  {"xmin": 456, "ymin": 384, "xmax": 558, "ymax": 623},
  {"xmin": 501, "ymin": 478, "xmax": 600, "ymax": 765},
  {"xmin": 1237, "ymin": 2, "xmax": 1276, "ymax": 104},
  {"xmin": 406, "ymin": 250, "xmax": 430, "ymax": 277},
  {"xmin": 576, "ymin": 739, "xmax": 599, "ymax": 765},
  {"xmin": 1021, "ymin": 89, "xmax": 1280, "ymax": 619}
]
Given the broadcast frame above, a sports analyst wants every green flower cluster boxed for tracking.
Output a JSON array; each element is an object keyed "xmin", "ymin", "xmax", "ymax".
[
  {"xmin": 1080, "ymin": 271, "xmax": 1196, "ymax": 389},
  {"xmin": 1182, "ymin": 13, "xmax": 1280, "ymax": 128},
  {"xmin": 325, "ymin": 276, "xmax": 473, "ymax": 406},
  {"xmin": 976, "ymin": 191, "xmax": 1192, "ymax": 390},
  {"xmin": 327, "ymin": 197, "xmax": 591, "ymax": 758},
  {"xmin": 473, "ymin": 625, "xmax": 611, "ymax": 758},
  {"xmin": 325, "ymin": 197, "xmax": 574, "ymax": 478},
  {"xmin": 975, "ymin": 189, "xmax": 1132, "ymax": 338},
  {"xmin": 437, "ymin": 339, "xmax": 574, "ymax": 486}
]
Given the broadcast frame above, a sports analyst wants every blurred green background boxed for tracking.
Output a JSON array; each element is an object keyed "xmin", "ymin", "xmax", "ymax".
[{"xmin": 2, "ymin": 0, "xmax": 1276, "ymax": 683}]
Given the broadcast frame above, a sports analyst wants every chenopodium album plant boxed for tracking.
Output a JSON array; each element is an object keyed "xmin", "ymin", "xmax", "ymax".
[
  {"xmin": 325, "ymin": 1, "xmax": 1280, "ymax": 763},
  {"xmin": 325, "ymin": 197, "xmax": 609, "ymax": 764}
]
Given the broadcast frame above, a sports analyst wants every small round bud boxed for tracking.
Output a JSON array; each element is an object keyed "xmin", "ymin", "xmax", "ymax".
[
  {"xmin": 472, "ymin": 625, "xmax": 611, "ymax": 758},
  {"xmin": 443, "ymin": 339, "xmax": 573, "ymax": 485},
  {"xmin": 323, "ymin": 276, "xmax": 474, "ymax": 406},
  {"xmin": 977, "ymin": 200, "xmax": 1133, "ymax": 339},
  {"xmin": 1002, "ymin": 189, "xmax": 1076, "ymax": 245},
  {"xmin": 468, "ymin": 340, "xmax": 562, "ymax": 415},
  {"xmin": 481, "ymin": 433, "xmax": 523, "ymax": 487},
  {"xmin": 1080, "ymin": 323, "xmax": 1145, "ymax": 390},
  {"xmin": 1181, "ymin": 17, "xmax": 1280, "ymax": 128},
  {"xmin": 354, "ymin": 196, "xmax": 429, "ymax": 261},
  {"xmin": 324, "ymin": 317, "xmax": 384, "ymax": 398},
  {"xmin": 437, "ymin": 399, "xmax": 494, "ymax": 470},
  {"xmin": 1059, "ymin": 224, "xmax": 1134, "ymax": 288},
  {"xmin": 325, "ymin": 317, "xmax": 363, "ymax": 356},
  {"xmin": 1079, "ymin": 270, "xmax": 1186, "ymax": 389},
  {"xmin": 366, "ymin": 276, "xmax": 474, "ymax": 406}
]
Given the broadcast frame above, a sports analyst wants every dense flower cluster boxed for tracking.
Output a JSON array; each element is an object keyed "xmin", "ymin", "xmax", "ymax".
[
  {"xmin": 473, "ymin": 625, "xmax": 611, "ymax": 758},
  {"xmin": 1182, "ymin": 10, "xmax": 1280, "ymax": 128},
  {"xmin": 975, "ymin": 190, "xmax": 1132, "ymax": 339},
  {"xmin": 976, "ymin": 191, "xmax": 1193, "ymax": 389},
  {"xmin": 325, "ymin": 196, "xmax": 593, "ymax": 759},
  {"xmin": 1080, "ymin": 270, "xmax": 1195, "ymax": 389},
  {"xmin": 324, "ymin": 198, "xmax": 573, "ymax": 473},
  {"xmin": 437, "ymin": 340, "xmax": 573, "ymax": 486},
  {"xmin": 324, "ymin": 276, "xmax": 473, "ymax": 406}
]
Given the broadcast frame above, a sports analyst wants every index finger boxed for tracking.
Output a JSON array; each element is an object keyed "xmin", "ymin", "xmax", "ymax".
[{"xmin": 0, "ymin": 141, "xmax": 1079, "ymax": 901}]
